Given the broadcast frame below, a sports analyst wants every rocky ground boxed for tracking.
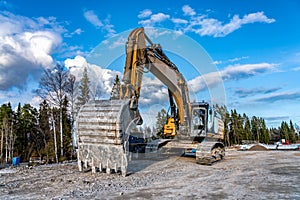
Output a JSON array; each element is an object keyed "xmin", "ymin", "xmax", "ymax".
[{"xmin": 0, "ymin": 149, "xmax": 300, "ymax": 200}]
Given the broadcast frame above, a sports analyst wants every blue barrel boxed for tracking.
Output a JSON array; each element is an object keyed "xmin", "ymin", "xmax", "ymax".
[{"xmin": 12, "ymin": 157, "xmax": 20, "ymax": 166}]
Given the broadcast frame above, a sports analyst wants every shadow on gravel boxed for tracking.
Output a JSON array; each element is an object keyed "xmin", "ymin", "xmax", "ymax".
[{"xmin": 126, "ymin": 147, "xmax": 186, "ymax": 175}]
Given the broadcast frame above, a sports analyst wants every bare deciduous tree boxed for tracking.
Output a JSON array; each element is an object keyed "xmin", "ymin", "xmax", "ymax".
[{"xmin": 37, "ymin": 64, "xmax": 70, "ymax": 159}]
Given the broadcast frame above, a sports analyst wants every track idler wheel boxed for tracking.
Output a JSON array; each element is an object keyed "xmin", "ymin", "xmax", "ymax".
[{"xmin": 196, "ymin": 142, "xmax": 225, "ymax": 165}]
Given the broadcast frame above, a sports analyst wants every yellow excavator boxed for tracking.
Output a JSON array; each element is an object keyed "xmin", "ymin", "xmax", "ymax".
[{"xmin": 76, "ymin": 27, "xmax": 225, "ymax": 177}]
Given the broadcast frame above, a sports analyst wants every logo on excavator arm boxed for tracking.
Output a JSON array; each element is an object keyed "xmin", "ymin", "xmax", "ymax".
[{"xmin": 164, "ymin": 117, "xmax": 176, "ymax": 137}]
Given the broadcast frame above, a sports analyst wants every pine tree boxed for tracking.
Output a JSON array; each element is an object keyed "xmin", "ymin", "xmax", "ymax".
[
  {"xmin": 62, "ymin": 96, "xmax": 72, "ymax": 160},
  {"xmin": 259, "ymin": 118, "xmax": 270, "ymax": 144},
  {"xmin": 110, "ymin": 75, "xmax": 121, "ymax": 100},
  {"xmin": 251, "ymin": 116, "xmax": 259, "ymax": 142},
  {"xmin": 14, "ymin": 103, "xmax": 23, "ymax": 159},
  {"xmin": 214, "ymin": 104, "xmax": 230, "ymax": 146},
  {"xmin": 288, "ymin": 120, "xmax": 296, "ymax": 143},
  {"xmin": 77, "ymin": 67, "xmax": 90, "ymax": 107},
  {"xmin": 19, "ymin": 104, "xmax": 39, "ymax": 161},
  {"xmin": 38, "ymin": 100, "xmax": 54, "ymax": 163},
  {"xmin": 236, "ymin": 113, "xmax": 244, "ymax": 144},
  {"xmin": 155, "ymin": 108, "xmax": 167, "ymax": 138},
  {"xmin": 229, "ymin": 109, "xmax": 239, "ymax": 144},
  {"xmin": 279, "ymin": 121, "xmax": 290, "ymax": 142},
  {"xmin": 243, "ymin": 114, "xmax": 252, "ymax": 142},
  {"xmin": 224, "ymin": 112, "xmax": 230, "ymax": 146}
]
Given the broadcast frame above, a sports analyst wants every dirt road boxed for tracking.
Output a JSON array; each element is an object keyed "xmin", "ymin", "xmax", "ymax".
[{"xmin": 0, "ymin": 149, "xmax": 299, "ymax": 199}]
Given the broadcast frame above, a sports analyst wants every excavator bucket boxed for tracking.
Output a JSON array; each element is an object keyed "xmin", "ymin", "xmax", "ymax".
[{"xmin": 76, "ymin": 99, "xmax": 136, "ymax": 177}]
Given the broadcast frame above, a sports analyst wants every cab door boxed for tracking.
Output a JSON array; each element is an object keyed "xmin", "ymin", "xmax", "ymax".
[{"xmin": 190, "ymin": 107, "xmax": 206, "ymax": 137}]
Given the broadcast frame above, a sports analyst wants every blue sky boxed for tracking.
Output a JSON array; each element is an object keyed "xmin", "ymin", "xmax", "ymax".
[{"xmin": 0, "ymin": 0, "xmax": 300, "ymax": 127}]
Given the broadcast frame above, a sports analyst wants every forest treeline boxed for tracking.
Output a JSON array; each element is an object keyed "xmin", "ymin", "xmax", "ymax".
[
  {"xmin": 0, "ymin": 64, "xmax": 91, "ymax": 164},
  {"xmin": 0, "ymin": 67, "xmax": 299, "ymax": 164},
  {"xmin": 214, "ymin": 105, "xmax": 299, "ymax": 146},
  {"xmin": 0, "ymin": 100, "xmax": 72, "ymax": 164}
]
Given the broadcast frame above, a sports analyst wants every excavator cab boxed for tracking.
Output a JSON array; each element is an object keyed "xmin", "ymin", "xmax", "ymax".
[
  {"xmin": 191, "ymin": 106, "xmax": 207, "ymax": 138},
  {"xmin": 190, "ymin": 102, "xmax": 223, "ymax": 139}
]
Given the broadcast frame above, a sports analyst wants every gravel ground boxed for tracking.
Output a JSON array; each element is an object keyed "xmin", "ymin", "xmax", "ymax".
[{"xmin": 0, "ymin": 149, "xmax": 300, "ymax": 200}]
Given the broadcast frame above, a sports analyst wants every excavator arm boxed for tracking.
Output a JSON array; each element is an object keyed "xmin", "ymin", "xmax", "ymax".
[
  {"xmin": 117, "ymin": 27, "xmax": 191, "ymax": 128},
  {"xmin": 145, "ymin": 45, "xmax": 191, "ymax": 127},
  {"xmin": 121, "ymin": 28, "xmax": 146, "ymax": 100}
]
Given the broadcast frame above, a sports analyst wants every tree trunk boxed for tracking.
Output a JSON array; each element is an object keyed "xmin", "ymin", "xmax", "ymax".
[
  {"xmin": 52, "ymin": 112, "xmax": 58, "ymax": 163},
  {"xmin": 1, "ymin": 126, "xmax": 3, "ymax": 161},
  {"xmin": 42, "ymin": 131, "xmax": 48, "ymax": 163},
  {"xmin": 9, "ymin": 122, "xmax": 14, "ymax": 161},
  {"xmin": 60, "ymin": 108, "xmax": 63, "ymax": 157},
  {"xmin": 226, "ymin": 130, "xmax": 230, "ymax": 146},
  {"xmin": 5, "ymin": 126, "xmax": 8, "ymax": 163}
]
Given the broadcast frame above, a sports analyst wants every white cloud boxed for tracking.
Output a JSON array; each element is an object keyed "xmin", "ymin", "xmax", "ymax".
[
  {"xmin": 64, "ymin": 28, "xmax": 84, "ymax": 37},
  {"xmin": 30, "ymin": 96, "xmax": 43, "ymax": 107},
  {"xmin": 64, "ymin": 56, "xmax": 122, "ymax": 99},
  {"xmin": 137, "ymin": 6, "xmax": 275, "ymax": 37},
  {"xmin": 139, "ymin": 76, "xmax": 168, "ymax": 106},
  {"xmin": 35, "ymin": 16, "xmax": 66, "ymax": 34},
  {"xmin": 184, "ymin": 11, "xmax": 275, "ymax": 37},
  {"xmin": 292, "ymin": 66, "xmax": 300, "ymax": 71},
  {"xmin": 144, "ymin": 27, "xmax": 171, "ymax": 38},
  {"xmin": 188, "ymin": 71, "xmax": 221, "ymax": 93},
  {"xmin": 103, "ymin": 16, "xmax": 116, "ymax": 37},
  {"xmin": 108, "ymin": 36, "xmax": 127, "ymax": 49},
  {"xmin": 222, "ymin": 63, "xmax": 277, "ymax": 79},
  {"xmin": 0, "ymin": 11, "xmax": 63, "ymax": 90},
  {"xmin": 212, "ymin": 60, "xmax": 222, "ymax": 65},
  {"xmin": 254, "ymin": 91, "xmax": 300, "ymax": 103},
  {"xmin": 214, "ymin": 56, "xmax": 249, "ymax": 65},
  {"xmin": 138, "ymin": 9, "xmax": 152, "ymax": 19},
  {"xmin": 171, "ymin": 18, "xmax": 188, "ymax": 24},
  {"xmin": 83, "ymin": 10, "xmax": 116, "ymax": 37},
  {"xmin": 188, "ymin": 63, "xmax": 277, "ymax": 92},
  {"xmin": 65, "ymin": 56, "xmax": 168, "ymax": 106},
  {"xmin": 235, "ymin": 87, "xmax": 281, "ymax": 98},
  {"xmin": 83, "ymin": 10, "xmax": 103, "ymax": 28},
  {"xmin": 242, "ymin": 12, "xmax": 275, "ymax": 24},
  {"xmin": 151, "ymin": 13, "xmax": 170, "ymax": 22},
  {"xmin": 0, "ymin": 87, "xmax": 41, "ymax": 108},
  {"xmin": 228, "ymin": 56, "xmax": 249, "ymax": 63},
  {"xmin": 74, "ymin": 28, "xmax": 84, "ymax": 35},
  {"xmin": 182, "ymin": 5, "xmax": 196, "ymax": 16},
  {"xmin": 138, "ymin": 12, "xmax": 170, "ymax": 27},
  {"xmin": 0, "ymin": 11, "xmax": 66, "ymax": 36},
  {"xmin": 65, "ymin": 55, "xmax": 88, "ymax": 69}
]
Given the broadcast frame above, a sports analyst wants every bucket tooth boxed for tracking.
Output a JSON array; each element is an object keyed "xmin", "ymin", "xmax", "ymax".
[
  {"xmin": 99, "ymin": 163, "xmax": 102, "ymax": 172},
  {"xmin": 78, "ymin": 161, "xmax": 83, "ymax": 172},
  {"xmin": 91, "ymin": 158, "xmax": 96, "ymax": 173},
  {"xmin": 121, "ymin": 166, "xmax": 127, "ymax": 177}
]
